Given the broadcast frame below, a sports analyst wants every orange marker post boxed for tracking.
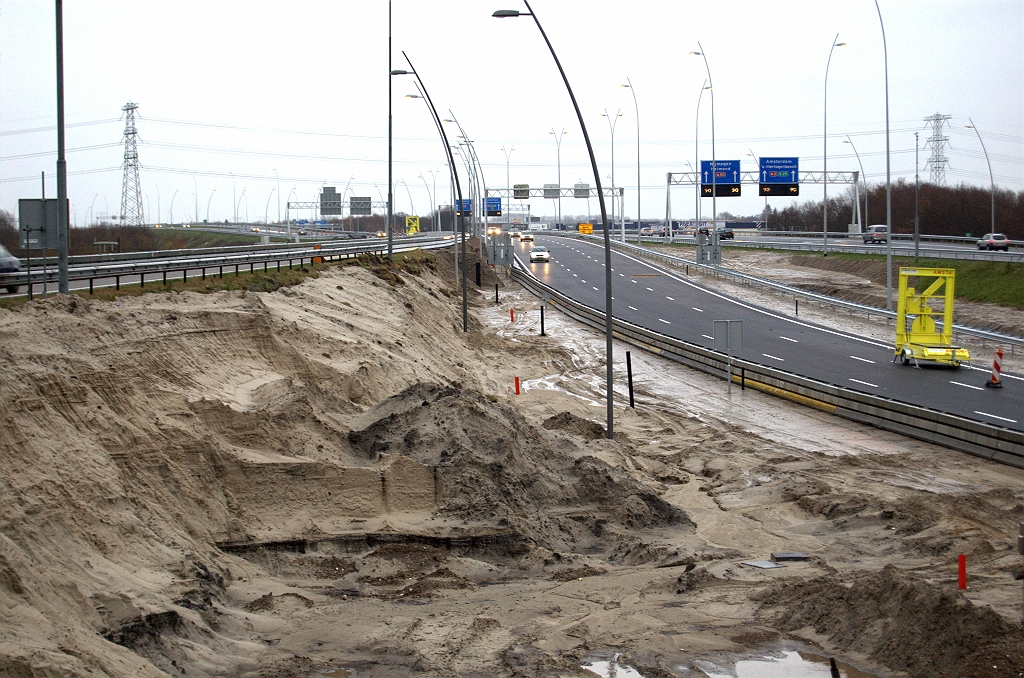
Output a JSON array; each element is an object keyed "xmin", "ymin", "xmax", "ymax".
[
  {"xmin": 958, "ymin": 554, "xmax": 967, "ymax": 590},
  {"xmin": 514, "ymin": 377, "xmax": 520, "ymax": 395},
  {"xmin": 510, "ymin": 308, "xmax": 515, "ymax": 323}
]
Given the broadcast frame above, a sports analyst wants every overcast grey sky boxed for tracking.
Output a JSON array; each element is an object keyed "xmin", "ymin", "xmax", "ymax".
[{"xmin": 1, "ymin": 0, "xmax": 1021, "ymax": 225}]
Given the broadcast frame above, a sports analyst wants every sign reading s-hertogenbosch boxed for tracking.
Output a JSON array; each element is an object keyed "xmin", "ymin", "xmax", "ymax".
[
  {"xmin": 758, "ymin": 157, "xmax": 800, "ymax": 196},
  {"xmin": 759, "ymin": 157, "xmax": 799, "ymax": 183}
]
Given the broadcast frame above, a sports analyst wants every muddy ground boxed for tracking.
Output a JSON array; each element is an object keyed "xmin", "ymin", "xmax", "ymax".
[{"xmin": 1, "ymin": 244, "xmax": 1023, "ymax": 678}]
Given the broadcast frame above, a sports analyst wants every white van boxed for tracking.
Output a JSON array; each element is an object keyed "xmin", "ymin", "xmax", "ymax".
[{"xmin": 863, "ymin": 225, "xmax": 888, "ymax": 244}]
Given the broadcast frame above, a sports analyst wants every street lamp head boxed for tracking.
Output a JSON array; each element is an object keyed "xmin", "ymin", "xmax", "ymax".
[
  {"xmin": 620, "ymin": 83, "xmax": 631, "ymax": 89},
  {"xmin": 405, "ymin": 94, "xmax": 421, "ymax": 99},
  {"xmin": 834, "ymin": 41, "xmax": 847, "ymax": 47},
  {"xmin": 390, "ymin": 69, "xmax": 410, "ymax": 76},
  {"xmin": 964, "ymin": 124, "xmax": 974, "ymax": 129},
  {"xmin": 492, "ymin": 9, "xmax": 521, "ymax": 18},
  {"xmin": 689, "ymin": 51, "xmax": 701, "ymax": 55},
  {"xmin": 704, "ymin": 85, "xmax": 712, "ymax": 90}
]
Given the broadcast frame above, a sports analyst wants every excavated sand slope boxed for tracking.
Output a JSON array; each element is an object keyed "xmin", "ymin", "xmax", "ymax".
[{"xmin": 1, "ymin": 251, "xmax": 1022, "ymax": 678}]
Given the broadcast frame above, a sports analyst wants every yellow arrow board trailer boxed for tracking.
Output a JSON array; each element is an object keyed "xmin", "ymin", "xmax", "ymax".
[{"xmin": 895, "ymin": 267, "xmax": 970, "ymax": 367}]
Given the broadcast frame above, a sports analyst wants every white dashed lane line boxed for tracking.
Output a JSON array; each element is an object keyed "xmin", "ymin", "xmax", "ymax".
[
  {"xmin": 850, "ymin": 356, "xmax": 875, "ymax": 364},
  {"xmin": 628, "ymin": 305, "xmax": 638, "ymax": 311},
  {"xmin": 658, "ymin": 318, "xmax": 671, "ymax": 324},
  {"xmin": 762, "ymin": 354, "xmax": 785, "ymax": 362},
  {"xmin": 646, "ymin": 287, "xmax": 654, "ymax": 291},
  {"xmin": 701, "ymin": 334, "xmax": 713, "ymax": 340},
  {"xmin": 593, "ymin": 286, "xmax": 599, "ymax": 291},
  {"xmin": 666, "ymin": 296, "xmax": 675, "ymax": 301},
  {"xmin": 693, "ymin": 307, "xmax": 704, "ymax": 313},
  {"xmin": 849, "ymin": 378, "xmax": 878, "ymax": 388},
  {"xmin": 975, "ymin": 410, "xmax": 1017, "ymax": 423},
  {"xmin": 780, "ymin": 336, "xmax": 798, "ymax": 343},
  {"xmin": 950, "ymin": 381, "xmax": 984, "ymax": 391}
]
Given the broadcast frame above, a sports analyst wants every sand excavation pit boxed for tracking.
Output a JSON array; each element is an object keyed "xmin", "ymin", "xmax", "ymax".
[{"xmin": 1, "ymin": 247, "xmax": 1023, "ymax": 677}]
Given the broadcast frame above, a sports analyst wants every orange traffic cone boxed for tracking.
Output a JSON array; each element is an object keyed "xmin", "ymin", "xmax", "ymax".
[{"xmin": 985, "ymin": 347, "xmax": 1003, "ymax": 388}]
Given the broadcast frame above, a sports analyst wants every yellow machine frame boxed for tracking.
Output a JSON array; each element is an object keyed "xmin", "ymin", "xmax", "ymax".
[{"xmin": 895, "ymin": 267, "xmax": 970, "ymax": 367}]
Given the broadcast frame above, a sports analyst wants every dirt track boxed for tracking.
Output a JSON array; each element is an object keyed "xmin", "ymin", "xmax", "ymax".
[{"xmin": 1, "ymin": 248, "xmax": 1023, "ymax": 678}]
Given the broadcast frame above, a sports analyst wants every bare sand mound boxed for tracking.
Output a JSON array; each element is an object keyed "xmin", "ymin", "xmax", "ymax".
[
  {"xmin": 757, "ymin": 564, "xmax": 1024, "ymax": 678},
  {"xmin": 347, "ymin": 383, "xmax": 693, "ymax": 552}
]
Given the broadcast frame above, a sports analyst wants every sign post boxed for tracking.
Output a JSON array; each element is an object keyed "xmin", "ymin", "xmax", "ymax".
[{"xmin": 713, "ymin": 320, "xmax": 743, "ymax": 394}]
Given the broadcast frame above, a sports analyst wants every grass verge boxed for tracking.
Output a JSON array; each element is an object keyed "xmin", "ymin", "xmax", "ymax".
[{"xmin": 0, "ymin": 250, "xmax": 438, "ymax": 309}]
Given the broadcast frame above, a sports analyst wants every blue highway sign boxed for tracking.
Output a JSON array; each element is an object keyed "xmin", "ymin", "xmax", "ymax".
[
  {"xmin": 485, "ymin": 197, "xmax": 502, "ymax": 216},
  {"xmin": 700, "ymin": 160, "xmax": 741, "ymax": 185},
  {"xmin": 759, "ymin": 157, "xmax": 799, "ymax": 184},
  {"xmin": 457, "ymin": 199, "xmax": 472, "ymax": 215}
]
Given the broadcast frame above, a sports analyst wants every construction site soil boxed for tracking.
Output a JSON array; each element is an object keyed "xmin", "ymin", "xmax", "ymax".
[{"xmin": 1, "ymin": 245, "xmax": 1023, "ymax": 678}]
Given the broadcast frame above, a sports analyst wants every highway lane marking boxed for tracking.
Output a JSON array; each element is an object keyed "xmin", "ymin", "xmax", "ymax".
[
  {"xmin": 780, "ymin": 336, "xmax": 799, "ymax": 343},
  {"xmin": 849, "ymin": 378, "xmax": 878, "ymax": 388},
  {"xmin": 702, "ymin": 334, "xmax": 713, "ymax": 340},
  {"xmin": 850, "ymin": 356, "xmax": 875, "ymax": 364},
  {"xmin": 974, "ymin": 410, "xmax": 1017, "ymax": 423},
  {"xmin": 573, "ymin": 274, "xmax": 578, "ymax": 277},
  {"xmin": 632, "ymin": 280, "xmax": 638, "ymax": 283},
  {"xmin": 950, "ymin": 381, "xmax": 984, "ymax": 391},
  {"xmin": 666, "ymin": 296, "xmax": 675, "ymax": 301},
  {"xmin": 646, "ymin": 287, "xmax": 654, "ymax": 291},
  {"xmin": 658, "ymin": 318, "xmax": 671, "ymax": 324},
  {"xmin": 597, "ymin": 246, "xmax": 896, "ymax": 350},
  {"xmin": 628, "ymin": 306, "xmax": 638, "ymax": 311},
  {"xmin": 582, "ymin": 280, "xmax": 587, "ymax": 283},
  {"xmin": 762, "ymin": 353, "xmax": 785, "ymax": 361},
  {"xmin": 692, "ymin": 307, "xmax": 704, "ymax": 312},
  {"xmin": 619, "ymin": 273, "xmax": 625, "ymax": 277},
  {"xmin": 593, "ymin": 286, "xmax": 599, "ymax": 291}
]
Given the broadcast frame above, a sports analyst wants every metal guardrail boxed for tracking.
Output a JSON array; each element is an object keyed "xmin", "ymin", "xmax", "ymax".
[
  {"xmin": 560, "ymin": 232, "xmax": 1024, "ymax": 351},
  {"xmin": 1, "ymin": 236, "xmax": 453, "ymax": 295},
  {"xmin": 509, "ymin": 258, "xmax": 1023, "ymax": 468}
]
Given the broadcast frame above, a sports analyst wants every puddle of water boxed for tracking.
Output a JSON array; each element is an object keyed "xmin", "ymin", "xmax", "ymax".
[
  {"xmin": 695, "ymin": 650, "xmax": 880, "ymax": 678},
  {"xmin": 581, "ymin": 653, "xmax": 646, "ymax": 678}
]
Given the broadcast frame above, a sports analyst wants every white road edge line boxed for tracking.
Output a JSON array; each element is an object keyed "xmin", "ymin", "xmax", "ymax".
[
  {"xmin": 658, "ymin": 318, "xmax": 671, "ymax": 324},
  {"xmin": 762, "ymin": 354, "xmax": 785, "ymax": 361},
  {"xmin": 850, "ymin": 356, "xmax": 875, "ymax": 364},
  {"xmin": 849, "ymin": 378, "xmax": 878, "ymax": 388},
  {"xmin": 974, "ymin": 410, "xmax": 1017, "ymax": 423}
]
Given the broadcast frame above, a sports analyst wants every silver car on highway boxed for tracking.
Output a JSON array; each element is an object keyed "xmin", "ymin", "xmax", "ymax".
[{"xmin": 0, "ymin": 244, "xmax": 22, "ymax": 294}]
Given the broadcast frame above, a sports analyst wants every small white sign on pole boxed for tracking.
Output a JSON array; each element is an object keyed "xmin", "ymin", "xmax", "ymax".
[{"xmin": 713, "ymin": 320, "xmax": 743, "ymax": 394}]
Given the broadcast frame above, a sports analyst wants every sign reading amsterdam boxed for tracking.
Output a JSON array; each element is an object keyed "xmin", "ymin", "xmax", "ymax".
[{"xmin": 759, "ymin": 157, "xmax": 800, "ymax": 196}]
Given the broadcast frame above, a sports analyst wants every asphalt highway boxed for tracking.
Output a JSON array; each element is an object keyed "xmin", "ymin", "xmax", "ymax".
[
  {"xmin": 636, "ymin": 232, "xmax": 1020, "ymax": 262},
  {"xmin": 518, "ymin": 234, "xmax": 1024, "ymax": 433}
]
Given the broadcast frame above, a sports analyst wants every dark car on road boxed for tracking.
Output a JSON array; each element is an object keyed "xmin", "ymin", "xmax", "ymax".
[
  {"xmin": 716, "ymin": 227, "xmax": 734, "ymax": 240},
  {"xmin": 977, "ymin": 233, "xmax": 1009, "ymax": 251},
  {"xmin": 0, "ymin": 244, "xmax": 22, "ymax": 294}
]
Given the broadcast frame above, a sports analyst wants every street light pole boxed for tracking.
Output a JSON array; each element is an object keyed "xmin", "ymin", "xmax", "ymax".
[
  {"xmin": 206, "ymin": 189, "xmax": 217, "ymax": 222},
  {"xmin": 695, "ymin": 79, "xmax": 708, "ymax": 225},
  {"xmin": 691, "ymin": 46, "xmax": 716, "ymax": 228},
  {"xmin": 965, "ymin": 119, "xmax": 996, "ymax": 234},
  {"xmin": 55, "ymin": 0, "xmax": 69, "ymax": 293},
  {"xmin": 843, "ymin": 136, "xmax": 868, "ymax": 230},
  {"xmin": 192, "ymin": 177, "xmax": 198, "ymax": 225},
  {"xmin": 419, "ymin": 173, "xmax": 434, "ymax": 229},
  {"xmin": 823, "ymin": 34, "xmax": 847, "ymax": 257},
  {"xmin": 494, "ymin": 1, "xmax": 615, "ymax": 438},
  {"xmin": 602, "ymin": 109, "xmax": 623, "ymax": 241},
  {"xmin": 875, "ymin": 0, "xmax": 893, "ymax": 310},
  {"xmin": 622, "ymin": 79, "xmax": 640, "ymax": 239},
  {"xmin": 169, "ymin": 188, "xmax": 179, "ymax": 224},
  {"xmin": 550, "ymin": 128, "xmax": 566, "ymax": 229},
  {"xmin": 265, "ymin": 187, "xmax": 276, "ymax": 225},
  {"xmin": 914, "ymin": 131, "xmax": 920, "ymax": 259},
  {"xmin": 401, "ymin": 51, "xmax": 468, "ymax": 331},
  {"xmin": 274, "ymin": 168, "xmax": 280, "ymax": 226},
  {"xmin": 501, "ymin": 145, "xmax": 514, "ymax": 230},
  {"xmin": 387, "ymin": 0, "xmax": 394, "ymax": 259}
]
